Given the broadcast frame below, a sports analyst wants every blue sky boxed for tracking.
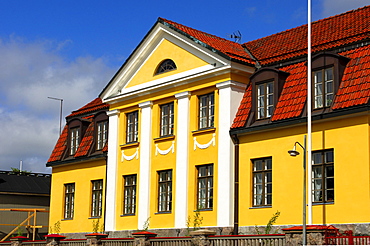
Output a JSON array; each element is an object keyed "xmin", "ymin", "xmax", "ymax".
[{"xmin": 0, "ymin": 0, "xmax": 368, "ymax": 173}]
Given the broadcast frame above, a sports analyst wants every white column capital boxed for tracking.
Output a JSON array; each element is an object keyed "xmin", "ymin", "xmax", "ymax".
[
  {"xmin": 216, "ymin": 80, "xmax": 247, "ymax": 92},
  {"xmin": 175, "ymin": 91, "xmax": 191, "ymax": 100},
  {"xmin": 138, "ymin": 101, "xmax": 153, "ymax": 109},
  {"xmin": 106, "ymin": 109, "xmax": 120, "ymax": 117}
]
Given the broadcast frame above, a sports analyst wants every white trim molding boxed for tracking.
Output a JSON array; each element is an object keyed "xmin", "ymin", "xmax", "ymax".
[
  {"xmin": 174, "ymin": 91, "xmax": 191, "ymax": 228},
  {"xmin": 216, "ymin": 81, "xmax": 247, "ymax": 227},
  {"xmin": 105, "ymin": 109, "xmax": 120, "ymax": 231},
  {"xmin": 137, "ymin": 101, "xmax": 153, "ymax": 229}
]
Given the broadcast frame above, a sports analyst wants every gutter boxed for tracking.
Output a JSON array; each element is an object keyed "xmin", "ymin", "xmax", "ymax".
[{"xmin": 231, "ymin": 134, "xmax": 239, "ymax": 235}]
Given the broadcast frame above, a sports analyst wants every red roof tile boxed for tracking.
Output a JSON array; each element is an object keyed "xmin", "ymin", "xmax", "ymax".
[
  {"xmin": 67, "ymin": 98, "xmax": 109, "ymax": 118},
  {"xmin": 47, "ymin": 126, "xmax": 68, "ymax": 163},
  {"xmin": 244, "ymin": 5, "xmax": 370, "ymax": 65},
  {"xmin": 333, "ymin": 45, "xmax": 370, "ymax": 109},
  {"xmin": 159, "ymin": 18, "xmax": 255, "ymax": 65},
  {"xmin": 272, "ymin": 62, "xmax": 307, "ymax": 121},
  {"xmin": 74, "ymin": 122, "xmax": 94, "ymax": 157},
  {"xmin": 231, "ymin": 84, "xmax": 252, "ymax": 128}
]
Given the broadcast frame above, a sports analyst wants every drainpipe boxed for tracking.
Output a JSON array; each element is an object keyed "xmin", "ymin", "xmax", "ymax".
[
  {"xmin": 231, "ymin": 134, "xmax": 239, "ymax": 235},
  {"xmin": 103, "ymin": 154, "xmax": 108, "ymax": 233}
]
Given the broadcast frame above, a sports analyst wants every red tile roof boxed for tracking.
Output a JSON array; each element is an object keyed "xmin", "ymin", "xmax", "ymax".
[
  {"xmin": 47, "ymin": 125, "xmax": 68, "ymax": 163},
  {"xmin": 271, "ymin": 62, "xmax": 307, "ymax": 121},
  {"xmin": 74, "ymin": 121, "xmax": 94, "ymax": 157},
  {"xmin": 244, "ymin": 5, "xmax": 370, "ymax": 65},
  {"xmin": 231, "ymin": 85, "xmax": 252, "ymax": 128},
  {"xmin": 67, "ymin": 98, "xmax": 109, "ymax": 118},
  {"xmin": 333, "ymin": 45, "xmax": 370, "ymax": 109},
  {"xmin": 231, "ymin": 6, "xmax": 370, "ymax": 129},
  {"xmin": 159, "ymin": 18, "xmax": 255, "ymax": 65},
  {"xmin": 47, "ymin": 98, "xmax": 108, "ymax": 165}
]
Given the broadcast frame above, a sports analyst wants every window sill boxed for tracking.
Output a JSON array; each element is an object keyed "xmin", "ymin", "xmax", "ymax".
[
  {"xmin": 61, "ymin": 218, "xmax": 73, "ymax": 221},
  {"xmin": 249, "ymin": 205, "xmax": 272, "ymax": 209},
  {"xmin": 313, "ymin": 202, "xmax": 334, "ymax": 205},
  {"xmin": 192, "ymin": 127, "xmax": 216, "ymax": 136},
  {"xmin": 88, "ymin": 216, "xmax": 102, "ymax": 219},
  {"xmin": 154, "ymin": 135, "xmax": 175, "ymax": 143},
  {"xmin": 196, "ymin": 208, "xmax": 213, "ymax": 212},
  {"xmin": 120, "ymin": 142, "xmax": 140, "ymax": 149},
  {"xmin": 155, "ymin": 211, "xmax": 172, "ymax": 215},
  {"xmin": 120, "ymin": 214, "xmax": 136, "ymax": 217}
]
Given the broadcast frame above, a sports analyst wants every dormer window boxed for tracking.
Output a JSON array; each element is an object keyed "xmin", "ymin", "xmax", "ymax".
[
  {"xmin": 251, "ymin": 68, "xmax": 288, "ymax": 121},
  {"xmin": 96, "ymin": 121, "xmax": 108, "ymax": 150},
  {"xmin": 257, "ymin": 81, "xmax": 274, "ymax": 119},
  {"xmin": 311, "ymin": 53, "xmax": 349, "ymax": 110},
  {"xmin": 67, "ymin": 118, "xmax": 89, "ymax": 157},
  {"xmin": 70, "ymin": 127, "xmax": 80, "ymax": 155},
  {"xmin": 155, "ymin": 59, "xmax": 177, "ymax": 75},
  {"xmin": 313, "ymin": 67, "xmax": 334, "ymax": 109}
]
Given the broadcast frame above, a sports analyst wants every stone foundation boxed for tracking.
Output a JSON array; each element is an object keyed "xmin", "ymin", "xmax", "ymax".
[{"xmin": 57, "ymin": 223, "xmax": 370, "ymax": 239}]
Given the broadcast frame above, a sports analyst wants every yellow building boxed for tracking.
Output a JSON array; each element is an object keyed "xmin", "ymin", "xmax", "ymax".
[{"xmin": 47, "ymin": 5, "xmax": 370, "ymax": 237}]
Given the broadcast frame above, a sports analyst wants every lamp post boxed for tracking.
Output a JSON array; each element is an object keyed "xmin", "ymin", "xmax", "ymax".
[
  {"xmin": 47, "ymin": 97, "xmax": 63, "ymax": 135},
  {"xmin": 288, "ymin": 135, "xmax": 307, "ymax": 246}
]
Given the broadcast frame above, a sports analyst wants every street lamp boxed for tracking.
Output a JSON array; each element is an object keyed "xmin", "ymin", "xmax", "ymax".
[
  {"xmin": 288, "ymin": 135, "xmax": 307, "ymax": 246},
  {"xmin": 48, "ymin": 97, "xmax": 63, "ymax": 135}
]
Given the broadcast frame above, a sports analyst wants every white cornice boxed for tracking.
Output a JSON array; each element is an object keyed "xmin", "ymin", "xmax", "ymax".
[{"xmin": 103, "ymin": 64, "xmax": 233, "ymax": 105}]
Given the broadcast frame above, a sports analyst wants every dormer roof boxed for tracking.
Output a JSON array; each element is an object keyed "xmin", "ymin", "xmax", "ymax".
[{"xmin": 47, "ymin": 98, "xmax": 109, "ymax": 166}]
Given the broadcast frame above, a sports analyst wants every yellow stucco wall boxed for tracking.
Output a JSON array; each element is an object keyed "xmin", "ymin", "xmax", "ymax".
[
  {"xmin": 238, "ymin": 114, "xmax": 370, "ymax": 227},
  {"xmin": 49, "ymin": 160, "xmax": 106, "ymax": 233}
]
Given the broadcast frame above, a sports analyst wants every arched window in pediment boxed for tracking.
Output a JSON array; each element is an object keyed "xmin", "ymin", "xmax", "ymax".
[{"xmin": 155, "ymin": 59, "xmax": 177, "ymax": 75}]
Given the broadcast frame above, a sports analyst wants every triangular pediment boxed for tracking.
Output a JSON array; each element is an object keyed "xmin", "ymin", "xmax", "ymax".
[{"xmin": 100, "ymin": 21, "xmax": 230, "ymax": 102}]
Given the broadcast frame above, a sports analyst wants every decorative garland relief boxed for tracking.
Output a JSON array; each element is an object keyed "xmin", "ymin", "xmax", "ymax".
[
  {"xmin": 155, "ymin": 141, "xmax": 175, "ymax": 156},
  {"xmin": 121, "ymin": 147, "xmax": 139, "ymax": 162},
  {"xmin": 193, "ymin": 133, "xmax": 216, "ymax": 150}
]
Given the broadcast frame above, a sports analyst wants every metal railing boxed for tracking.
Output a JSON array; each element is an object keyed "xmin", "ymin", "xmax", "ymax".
[
  {"xmin": 102, "ymin": 238, "xmax": 134, "ymax": 246},
  {"xmin": 209, "ymin": 234, "xmax": 286, "ymax": 246},
  {"xmin": 150, "ymin": 236, "xmax": 192, "ymax": 246}
]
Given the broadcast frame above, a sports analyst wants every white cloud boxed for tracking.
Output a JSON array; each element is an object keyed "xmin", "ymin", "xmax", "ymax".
[
  {"xmin": 0, "ymin": 36, "xmax": 115, "ymax": 173},
  {"xmin": 321, "ymin": 0, "xmax": 368, "ymax": 18}
]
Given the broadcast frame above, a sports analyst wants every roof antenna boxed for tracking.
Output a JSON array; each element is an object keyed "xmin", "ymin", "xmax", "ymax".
[{"xmin": 228, "ymin": 31, "xmax": 242, "ymax": 43}]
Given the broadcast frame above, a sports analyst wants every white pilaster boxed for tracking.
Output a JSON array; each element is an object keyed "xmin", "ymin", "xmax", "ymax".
[
  {"xmin": 216, "ymin": 81, "xmax": 247, "ymax": 227},
  {"xmin": 174, "ymin": 91, "xmax": 191, "ymax": 228},
  {"xmin": 105, "ymin": 109, "xmax": 120, "ymax": 231},
  {"xmin": 137, "ymin": 101, "xmax": 153, "ymax": 229}
]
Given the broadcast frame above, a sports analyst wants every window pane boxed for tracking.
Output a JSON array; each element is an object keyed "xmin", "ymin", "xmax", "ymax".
[
  {"xmin": 315, "ymin": 71, "xmax": 323, "ymax": 83},
  {"xmin": 313, "ymin": 153, "xmax": 322, "ymax": 164},
  {"xmin": 325, "ymin": 151, "xmax": 334, "ymax": 163},
  {"xmin": 326, "ymin": 190, "xmax": 334, "ymax": 201},
  {"xmin": 325, "ymin": 67, "xmax": 333, "ymax": 81},
  {"xmin": 254, "ymin": 160, "xmax": 263, "ymax": 171},
  {"xmin": 266, "ymin": 172, "xmax": 272, "ymax": 182}
]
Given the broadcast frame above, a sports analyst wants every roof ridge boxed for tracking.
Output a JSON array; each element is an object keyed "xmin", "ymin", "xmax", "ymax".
[
  {"xmin": 243, "ymin": 5, "xmax": 370, "ymax": 46},
  {"xmin": 67, "ymin": 98, "xmax": 109, "ymax": 118},
  {"xmin": 158, "ymin": 17, "xmax": 240, "ymax": 45}
]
